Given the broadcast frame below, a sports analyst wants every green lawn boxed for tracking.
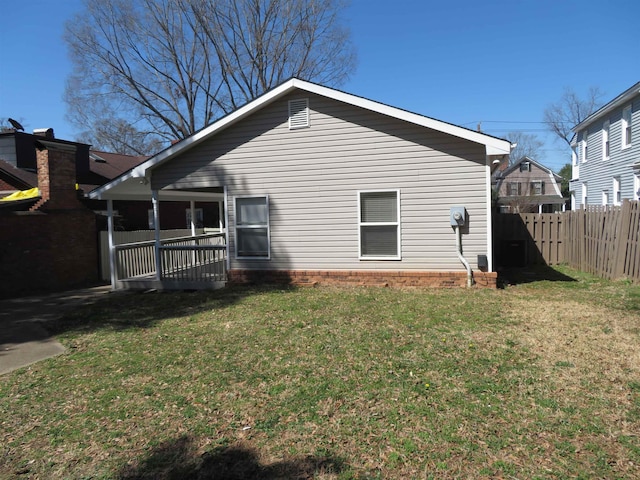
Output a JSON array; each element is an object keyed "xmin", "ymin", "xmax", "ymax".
[{"xmin": 1, "ymin": 266, "xmax": 639, "ymax": 479}]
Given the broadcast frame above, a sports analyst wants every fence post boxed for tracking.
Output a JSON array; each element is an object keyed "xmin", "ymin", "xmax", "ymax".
[{"xmin": 612, "ymin": 200, "xmax": 632, "ymax": 279}]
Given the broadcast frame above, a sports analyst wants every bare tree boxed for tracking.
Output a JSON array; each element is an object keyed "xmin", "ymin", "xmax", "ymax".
[
  {"xmin": 544, "ymin": 87, "xmax": 605, "ymax": 146},
  {"xmin": 506, "ymin": 131, "xmax": 544, "ymax": 164},
  {"xmin": 64, "ymin": 0, "xmax": 356, "ymax": 154}
]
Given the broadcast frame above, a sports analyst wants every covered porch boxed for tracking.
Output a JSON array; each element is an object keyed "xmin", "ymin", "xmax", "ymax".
[{"xmin": 95, "ymin": 170, "xmax": 228, "ymax": 291}]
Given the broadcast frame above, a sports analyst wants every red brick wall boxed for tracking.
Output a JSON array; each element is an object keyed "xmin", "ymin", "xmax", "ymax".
[
  {"xmin": 0, "ymin": 209, "xmax": 98, "ymax": 298},
  {"xmin": 0, "ymin": 146, "xmax": 99, "ymax": 298},
  {"xmin": 228, "ymin": 269, "xmax": 497, "ymax": 288}
]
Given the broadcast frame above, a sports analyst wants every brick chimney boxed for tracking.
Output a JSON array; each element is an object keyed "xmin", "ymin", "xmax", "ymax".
[{"xmin": 30, "ymin": 142, "xmax": 81, "ymax": 211}]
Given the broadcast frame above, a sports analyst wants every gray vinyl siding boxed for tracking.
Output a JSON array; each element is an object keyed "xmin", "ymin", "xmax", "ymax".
[
  {"xmin": 573, "ymin": 95, "xmax": 639, "ymax": 208},
  {"xmin": 152, "ymin": 92, "xmax": 489, "ymax": 271}
]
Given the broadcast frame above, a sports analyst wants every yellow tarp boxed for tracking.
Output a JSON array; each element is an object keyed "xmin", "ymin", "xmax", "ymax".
[{"xmin": 0, "ymin": 187, "xmax": 40, "ymax": 202}]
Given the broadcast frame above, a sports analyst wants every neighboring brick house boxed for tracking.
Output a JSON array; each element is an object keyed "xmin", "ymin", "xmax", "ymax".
[
  {"xmin": 493, "ymin": 157, "xmax": 566, "ymax": 213},
  {"xmin": 0, "ymin": 130, "xmax": 221, "ymax": 230},
  {"xmin": 0, "ymin": 135, "xmax": 99, "ymax": 297},
  {"xmin": 569, "ymin": 81, "xmax": 640, "ymax": 209}
]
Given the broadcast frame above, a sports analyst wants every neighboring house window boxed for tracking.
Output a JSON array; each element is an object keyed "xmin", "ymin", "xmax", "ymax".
[
  {"xmin": 602, "ymin": 190, "xmax": 609, "ymax": 206},
  {"xmin": 634, "ymin": 173, "xmax": 640, "ymax": 201},
  {"xmin": 622, "ymin": 105, "xmax": 632, "ymax": 148},
  {"xmin": 603, "ymin": 120, "xmax": 610, "ymax": 160},
  {"xmin": 507, "ymin": 182, "xmax": 521, "ymax": 196},
  {"xmin": 235, "ymin": 196, "xmax": 270, "ymax": 258},
  {"xmin": 186, "ymin": 208, "xmax": 204, "ymax": 228},
  {"xmin": 359, "ymin": 190, "xmax": 400, "ymax": 259},
  {"xmin": 582, "ymin": 183, "xmax": 588, "ymax": 206},
  {"xmin": 289, "ymin": 98, "xmax": 309, "ymax": 129},
  {"xmin": 530, "ymin": 181, "xmax": 544, "ymax": 195},
  {"xmin": 613, "ymin": 177, "xmax": 621, "ymax": 206},
  {"xmin": 582, "ymin": 130, "xmax": 588, "ymax": 162},
  {"xmin": 519, "ymin": 161, "xmax": 531, "ymax": 172}
]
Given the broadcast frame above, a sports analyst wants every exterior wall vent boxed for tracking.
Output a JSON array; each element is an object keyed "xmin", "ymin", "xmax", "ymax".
[{"xmin": 288, "ymin": 98, "xmax": 309, "ymax": 130}]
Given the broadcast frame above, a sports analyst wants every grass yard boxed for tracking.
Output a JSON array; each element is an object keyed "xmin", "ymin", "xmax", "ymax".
[{"xmin": 1, "ymin": 266, "xmax": 639, "ymax": 479}]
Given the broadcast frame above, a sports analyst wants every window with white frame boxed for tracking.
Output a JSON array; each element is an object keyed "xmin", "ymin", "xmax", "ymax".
[
  {"xmin": 634, "ymin": 173, "xmax": 640, "ymax": 201},
  {"xmin": 622, "ymin": 105, "xmax": 632, "ymax": 148},
  {"xmin": 602, "ymin": 190, "xmax": 609, "ymax": 206},
  {"xmin": 507, "ymin": 182, "xmax": 521, "ymax": 196},
  {"xmin": 613, "ymin": 177, "xmax": 621, "ymax": 206},
  {"xmin": 603, "ymin": 120, "xmax": 610, "ymax": 160},
  {"xmin": 582, "ymin": 130, "xmax": 588, "ymax": 162},
  {"xmin": 582, "ymin": 183, "xmax": 588, "ymax": 206},
  {"xmin": 530, "ymin": 181, "xmax": 544, "ymax": 195},
  {"xmin": 235, "ymin": 196, "xmax": 270, "ymax": 258},
  {"xmin": 359, "ymin": 190, "xmax": 400, "ymax": 259},
  {"xmin": 519, "ymin": 161, "xmax": 531, "ymax": 172}
]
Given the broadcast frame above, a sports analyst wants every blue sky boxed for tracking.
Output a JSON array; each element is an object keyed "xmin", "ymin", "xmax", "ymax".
[{"xmin": 1, "ymin": 0, "xmax": 638, "ymax": 172}]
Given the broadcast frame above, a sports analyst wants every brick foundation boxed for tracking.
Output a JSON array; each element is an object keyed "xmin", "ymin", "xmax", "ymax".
[{"xmin": 228, "ymin": 269, "xmax": 498, "ymax": 288}]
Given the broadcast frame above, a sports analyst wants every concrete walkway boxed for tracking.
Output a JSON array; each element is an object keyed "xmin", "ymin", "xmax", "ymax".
[{"xmin": 0, "ymin": 285, "xmax": 112, "ymax": 375}]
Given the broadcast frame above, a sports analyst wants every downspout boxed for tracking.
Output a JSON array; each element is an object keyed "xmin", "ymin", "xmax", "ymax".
[{"xmin": 454, "ymin": 224, "xmax": 473, "ymax": 287}]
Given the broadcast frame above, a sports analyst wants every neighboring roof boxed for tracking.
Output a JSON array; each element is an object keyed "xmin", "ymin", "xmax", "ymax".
[
  {"xmin": 89, "ymin": 78, "xmax": 512, "ymax": 200},
  {"xmin": 79, "ymin": 151, "xmax": 149, "ymax": 193},
  {"xmin": 573, "ymin": 81, "xmax": 640, "ymax": 132},
  {"xmin": 89, "ymin": 151, "xmax": 149, "ymax": 181},
  {"xmin": 495, "ymin": 157, "xmax": 562, "ymax": 181},
  {"xmin": 0, "ymin": 158, "xmax": 37, "ymax": 188}
]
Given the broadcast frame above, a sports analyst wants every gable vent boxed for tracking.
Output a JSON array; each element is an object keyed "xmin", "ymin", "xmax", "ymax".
[{"xmin": 288, "ymin": 98, "xmax": 309, "ymax": 130}]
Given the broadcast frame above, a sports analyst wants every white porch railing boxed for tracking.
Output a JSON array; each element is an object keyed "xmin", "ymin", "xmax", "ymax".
[{"xmin": 113, "ymin": 233, "xmax": 226, "ymax": 288}]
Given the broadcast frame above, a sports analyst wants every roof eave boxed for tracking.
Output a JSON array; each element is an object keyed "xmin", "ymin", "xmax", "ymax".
[
  {"xmin": 573, "ymin": 81, "xmax": 640, "ymax": 132},
  {"xmin": 90, "ymin": 78, "xmax": 512, "ymax": 199}
]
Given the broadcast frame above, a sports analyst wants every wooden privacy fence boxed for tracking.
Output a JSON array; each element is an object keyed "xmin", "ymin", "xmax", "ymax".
[
  {"xmin": 564, "ymin": 201, "xmax": 640, "ymax": 281},
  {"xmin": 493, "ymin": 200, "xmax": 640, "ymax": 282}
]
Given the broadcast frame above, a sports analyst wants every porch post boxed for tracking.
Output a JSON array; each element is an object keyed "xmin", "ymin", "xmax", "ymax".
[
  {"xmin": 152, "ymin": 189, "xmax": 162, "ymax": 281},
  {"xmin": 224, "ymin": 186, "xmax": 230, "ymax": 272},
  {"xmin": 218, "ymin": 201, "xmax": 224, "ymax": 232},
  {"xmin": 107, "ymin": 199, "xmax": 117, "ymax": 290},
  {"xmin": 189, "ymin": 200, "xmax": 197, "ymax": 236}
]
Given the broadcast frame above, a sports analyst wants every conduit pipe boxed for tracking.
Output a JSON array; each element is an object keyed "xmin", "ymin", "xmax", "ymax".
[{"xmin": 454, "ymin": 225, "xmax": 473, "ymax": 287}]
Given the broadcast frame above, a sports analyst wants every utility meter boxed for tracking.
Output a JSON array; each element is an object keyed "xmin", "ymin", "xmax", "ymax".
[{"xmin": 450, "ymin": 206, "xmax": 467, "ymax": 227}]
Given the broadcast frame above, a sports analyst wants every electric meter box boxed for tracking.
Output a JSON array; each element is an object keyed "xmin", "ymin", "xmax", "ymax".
[{"xmin": 450, "ymin": 206, "xmax": 467, "ymax": 227}]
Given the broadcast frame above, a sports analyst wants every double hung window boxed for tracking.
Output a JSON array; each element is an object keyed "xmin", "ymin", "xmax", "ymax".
[
  {"xmin": 622, "ymin": 105, "xmax": 632, "ymax": 148},
  {"xmin": 603, "ymin": 120, "xmax": 610, "ymax": 160},
  {"xmin": 359, "ymin": 190, "xmax": 400, "ymax": 259},
  {"xmin": 507, "ymin": 182, "xmax": 521, "ymax": 196},
  {"xmin": 235, "ymin": 196, "xmax": 270, "ymax": 258},
  {"xmin": 613, "ymin": 177, "xmax": 621, "ymax": 206},
  {"xmin": 530, "ymin": 181, "xmax": 544, "ymax": 195}
]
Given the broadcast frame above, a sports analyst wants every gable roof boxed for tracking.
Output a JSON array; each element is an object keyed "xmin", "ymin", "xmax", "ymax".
[
  {"xmin": 89, "ymin": 78, "xmax": 512, "ymax": 200},
  {"xmin": 496, "ymin": 157, "xmax": 562, "ymax": 181},
  {"xmin": 0, "ymin": 159, "xmax": 38, "ymax": 190},
  {"xmin": 573, "ymin": 81, "xmax": 640, "ymax": 132}
]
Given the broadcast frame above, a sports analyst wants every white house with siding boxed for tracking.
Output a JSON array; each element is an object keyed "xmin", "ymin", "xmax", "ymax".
[
  {"xmin": 89, "ymin": 78, "xmax": 511, "ymax": 289},
  {"xmin": 569, "ymin": 81, "xmax": 640, "ymax": 209}
]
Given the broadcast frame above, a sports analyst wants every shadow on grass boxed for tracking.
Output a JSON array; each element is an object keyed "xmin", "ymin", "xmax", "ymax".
[
  {"xmin": 497, "ymin": 265, "xmax": 578, "ymax": 288},
  {"xmin": 119, "ymin": 435, "xmax": 347, "ymax": 480},
  {"xmin": 47, "ymin": 285, "xmax": 295, "ymax": 338}
]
